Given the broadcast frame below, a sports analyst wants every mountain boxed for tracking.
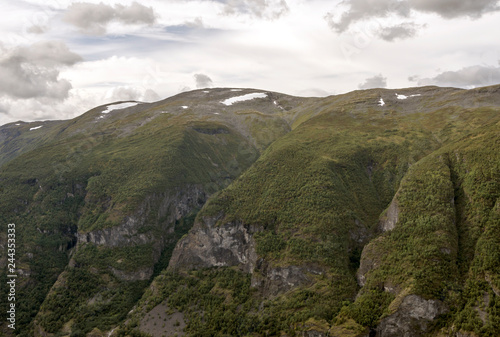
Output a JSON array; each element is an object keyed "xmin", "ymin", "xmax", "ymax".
[{"xmin": 0, "ymin": 85, "xmax": 499, "ymax": 337}]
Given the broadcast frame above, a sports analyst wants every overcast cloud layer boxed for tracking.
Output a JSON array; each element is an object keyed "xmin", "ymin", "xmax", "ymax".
[{"xmin": 0, "ymin": 0, "xmax": 499, "ymax": 125}]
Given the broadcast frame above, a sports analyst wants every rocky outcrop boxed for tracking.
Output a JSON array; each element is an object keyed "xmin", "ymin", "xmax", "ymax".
[
  {"xmin": 76, "ymin": 185, "xmax": 207, "ymax": 282},
  {"xmin": 356, "ymin": 237, "xmax": 383, "ymax": 287},
  {"xmin": 376, "ymin": 295, "xmax": 448, "ymax": 337},
  {"xmin": 78, "ymin": 185, "xmax": 206, "ymax": 248},
  {"xmin": 110, "ymin": 267, "xmax": 154, "ymax": 281},
  {"xmin": 356, "ymin": 196, "xmax": 400, "ymax": 287},
  {"xmin": 379, "ymin": 197, "xmax": 399, "ymax": 232},
  {"xmin": 169, "ymin": 215, "xmax": 260, "ymax": 273},
  {"xmin": 251, "ymin": 261, "xmax": 324, "ymax": 297},
  {"xmin": 77, "ymin": 216, "xmax": 151, "ymax": 247},
  {"xmin": 169, "ymin": 214, "xmax": 325, "ymax": 296}
]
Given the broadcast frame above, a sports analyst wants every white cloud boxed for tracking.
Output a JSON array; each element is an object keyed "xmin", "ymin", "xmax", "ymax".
[{"xmin": 63, "ymin": 2, "xmax": 157, "ymax": 35}]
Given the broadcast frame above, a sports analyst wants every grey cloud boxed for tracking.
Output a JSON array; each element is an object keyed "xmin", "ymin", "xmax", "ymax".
[
  {"xmin": 377, "ymin": 22, "xmax": 422, "ymax": 41},
  {"xmin": 184, "ymin": 17, "xmax": 205, "ymax": 28},
  {"xmin": 143, "ymin": 89, "xmax": 161, "ymax": 102},
  {"xmin": 0, "ymin": 100, "xmax": 10, "ymax": 115},
  {"xmin": 194, "ymin": 74, "xmax": 214, "ymax": 88},
  {"xmin": 221, "ymin": 0, "xmax": 289, "ymax": 19},
  {"xmin": 296, "ymin": 88, "xmax": 332, "ymax": 97},
  {"xmin": 107, "ymin": 86, "xmax": 142, "ymax": 101},
  {"xmin": 410, "ymin": 64, "xmax": 500, "ymax": 88},
  {"xmin": 358, "ymin": 74, "xmax": 387, "ymax": 89},
  {"xmin": 27, "ymin": 25, "xmax": 47, "ymax": 34},
  {"xmin": 325, "ymin": 0, "xmax": 411, "ymax": 33},
  {"xmin": 409, "ymin": 0, "xmax": 500, "ymax": 19},
  {"xmin": 0, "ymin": 41, "xmax": 81, "ymax": 100},
  {"xmin": 326, "ymin": 0, "xmax": 499, "ymax": 38},
  {"xmin": 106, "ymin": 86, "xmax": 161, "ymax": 102},
  {"xmin": 63, "ymin": 2, "xmax": 156, "ymax": 35},
  {"xmin": 12, "ymin": 41, "xmax": 82, "ymax": 67},
  {"xmin": 115, "ymin": 2, "xmax": 156, "ymax": 24}
]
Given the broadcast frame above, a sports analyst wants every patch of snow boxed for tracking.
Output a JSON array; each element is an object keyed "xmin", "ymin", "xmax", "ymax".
[
  {"xmin": 29, "ymin": 125, "xmax": 43, "ymax": 131},
  {"xmin": 221, "ymin": 93, "xmax": 267, "ymax": 106},
  {"xmin": 378, "ymin": 98, "xmax": 385, "ymax": 106},
  {"xmin": 230, "ymin": 89, "xmax": 242, "ymax": 92},
  {"xmin": 182, "ymin": 106, "xmax": 188, "ymax": 109},
  {"xmin": 396, "ymin": 93, "xmax": 422, "ymax": 100},
  {"xmin": 203, "ymin": 90, "xmax": 210, "ymax": 93},
  {"xmin": 214, "ymin": 112, "xmax": 220, "ymax": 115},
  {"xmin": 273, "ymin": 100, "xmax": 278, "ymax": 105},
  {"xmin": 15, "ymin": 123, "xmax": 21, "ymax": 126},
  {"xmin": 101, "ymin": 102, "xmax": 139, "ymax": 114}
]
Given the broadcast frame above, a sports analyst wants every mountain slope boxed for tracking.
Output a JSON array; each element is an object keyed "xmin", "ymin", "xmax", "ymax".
[
  {"xmin": 0, "ymin": 85, "xmax": 499, "ymax": 337},
  {"xmin": 0, "ymin": 88, "xmax": 305, "ymax": 336}
]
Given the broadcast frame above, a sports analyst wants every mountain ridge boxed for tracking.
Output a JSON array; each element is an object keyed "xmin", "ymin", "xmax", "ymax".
[{"xmin": 0, "ymin": 84, "xmax": 499, "ymax": 337}]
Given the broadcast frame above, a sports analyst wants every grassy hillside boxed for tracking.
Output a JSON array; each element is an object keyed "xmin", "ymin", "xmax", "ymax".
[
  {"xmin": 1, "ymin": 85, "xmax": 499, "ymax": 337},
  {"xmin": 0, "ymin": 88, "xmax": 301, "ymax": 336},
  {"xmin": 124, "ymin": 85, "xmax": 500, "ymax": 336}
]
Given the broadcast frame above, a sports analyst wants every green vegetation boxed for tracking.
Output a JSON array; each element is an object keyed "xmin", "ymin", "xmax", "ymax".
[{"xmin": 1, "ymin": 86, "xmax": 499, "ymax": 336}]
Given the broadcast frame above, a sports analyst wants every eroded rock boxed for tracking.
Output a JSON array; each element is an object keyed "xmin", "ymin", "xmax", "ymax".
[
  {"xmin": 376, "ymin": 295, "xmax": 448, "ymax": 337},
  {"xmin": 169, "ymin": 216, "xmax": 259, "ymax": 273}
]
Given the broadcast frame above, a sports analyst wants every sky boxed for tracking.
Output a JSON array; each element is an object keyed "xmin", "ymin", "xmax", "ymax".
[{"xmin": 1, "ymin": 0, "xmax": 499, "ymax": 126}]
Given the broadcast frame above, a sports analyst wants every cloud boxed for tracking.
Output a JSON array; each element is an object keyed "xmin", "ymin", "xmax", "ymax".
[
  {"xmin": 27, "ymin": 25, "xmax": 47, "ymax": 34},
  {"xmin": 63, "ymin": 2, "xmax": 156, "ymax": 35},
  {"xmin": 0, "ymin": 41, "xmax": 82, "ymax": 100},
  {"xmin": 220, "ymin": 0, "xmax": 289, "ymax": 19},
  {"xmin": 326, "ymin": 0, "xmax": 499, "ymax": 39},
  {"xmin": 410, "ymin": 64, "xmax": 500, "ymax": 88},
  {"xmin": 104, "ymin": 86, "xmax": 161, "ymax": 102},
  {"xmin": 377, "ymin": 22, "xmax": 422, "ymax": 41},
  {"xmin": 410, "ymin": 0, "xmax": 500, "ymax": 19},
  {"xmin": 184, "ymin": 17, "xmax": 205, "ymax": 28},
  {"xmin": 194, "ymin": 74, "xmax": 214, "ymax": 88},
  {"xmin": 326, "ymin": 0, "xmax": 411, "ymax": 33},
  {"xmin": 358, "ymin": 74, "xmax": 387, "ymax": 89}
]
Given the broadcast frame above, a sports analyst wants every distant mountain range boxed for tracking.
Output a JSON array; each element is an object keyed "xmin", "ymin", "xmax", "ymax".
[{"xmin": 1, "ymin": 85, "xmax": 499, "ymax": 337}]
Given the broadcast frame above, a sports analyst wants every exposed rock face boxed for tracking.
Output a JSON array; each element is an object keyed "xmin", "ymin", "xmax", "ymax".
[
  {"xmin": 356, "ymin": 237, "xmax": 383, "ymax": 287},
  {"xmin": 357, "ymin": 196, "xmax": 400, "ymax": 287},
  {"xmin": 78, "ymin": 185, "xmax": 206, "ymax": 247},
  {"xmin": 110, "ymin": 267, "xmax": 153, "ymax": 281},
  {"xmin": 379, "ymin": 197, "xmax": 399, "ymax": 232},
  {"xmin": 376, "ymin": 295, "xmax": 448, "ymax": 337},
  {"xmin": 169, "ymin": 214, "xmax": 325, "ymax": 296},
  {"xmin": 77, "ymin": 185, "xmax": 207, "ymax": 281},
  {"xmin": 77, "ymin": 216, "xmax": 151, "ymax": 247},
  {"xmin": 169, "ymin": 216, "xmax": 260, "ymax": 273},
  {"xmin": 251, "ymin": 262, "xmax": 323, "ymax": 297}
]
